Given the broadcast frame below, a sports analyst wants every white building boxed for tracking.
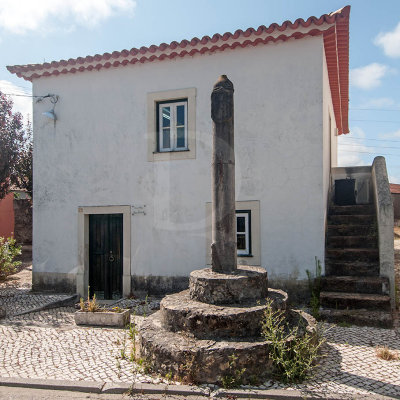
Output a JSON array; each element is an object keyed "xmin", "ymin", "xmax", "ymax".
[{"xmin": 8, "ymin": 6, "xmax": 351, "ymax": 301}]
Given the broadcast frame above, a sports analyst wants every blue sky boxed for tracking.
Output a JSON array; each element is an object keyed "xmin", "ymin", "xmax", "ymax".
[{"xmin": 1, "ymin": 0, "xmax": 400, "ymax": 183}]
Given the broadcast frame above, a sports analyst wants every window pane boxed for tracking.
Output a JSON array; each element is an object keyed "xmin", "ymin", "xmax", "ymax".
[
  {"xmin": 177, "ymin": 105, "xmax": 185, "ymax": 126},
  {"xmin": 237, "ymin": 234, "xmax": 246, "ymax": 250},
  {"xmin": 162, "ymin": 107, "xmax": 170, "ymax": 127},
  {"xmin": 176, "ymin": 127, "xmax": 185, "ymax": 148},
  {"xmin": 237, "ymin": 216, "xmax": 246, "ymax": 233},
  {"xmin": 162, "ymin": 128, "xmax": 170, "ymax": 148}
]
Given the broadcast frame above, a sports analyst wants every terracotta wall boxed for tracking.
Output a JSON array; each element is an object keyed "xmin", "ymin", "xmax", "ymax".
[
  {"xmin": 13, "ymin": 199, "xmax": 32, "ymax": 244},
  {"xmin": 0, "ymin": 193, "xmax": 15, "ymax": 239}
]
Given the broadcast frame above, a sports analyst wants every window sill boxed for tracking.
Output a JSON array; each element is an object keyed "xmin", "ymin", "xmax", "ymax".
[
  {"xmin": 153, "ymin": 149, "xmax": 190, "ymax": 154},
  {"xmin": 238, "ymin": 254, "xmax": 253, "ymax": 258}
]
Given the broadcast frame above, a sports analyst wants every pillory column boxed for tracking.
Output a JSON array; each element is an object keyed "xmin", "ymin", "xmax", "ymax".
[{"xmin": 211, "ymin": 75, "xmax": 237, "ymax": 273}]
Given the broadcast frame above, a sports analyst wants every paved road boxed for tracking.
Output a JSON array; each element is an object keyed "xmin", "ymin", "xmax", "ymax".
[
  {"xmin": 1, "ymin": 265, "xmax": 400, "ymax": 398},
  {"xmin": 0, "ymin": 386, "xmax": 208, "ymax": 400}
]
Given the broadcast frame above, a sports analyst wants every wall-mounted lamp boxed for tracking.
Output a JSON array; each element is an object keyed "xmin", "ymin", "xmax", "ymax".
[
  {"xmin": 37, "ymin": 94, "xmax": 59, "ymax": 124},
  {"xmin": 42, "ymin": 110, "xmax": 56, "ymax": 120}
]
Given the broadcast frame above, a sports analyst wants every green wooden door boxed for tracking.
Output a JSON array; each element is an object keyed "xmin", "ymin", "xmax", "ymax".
[{"xmin": 89, "ymin": 214, "xmax": 123, "ymax": 300}]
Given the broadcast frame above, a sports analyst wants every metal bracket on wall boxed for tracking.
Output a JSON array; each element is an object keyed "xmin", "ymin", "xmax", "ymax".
[{"xmin": 132, "ymin": 205, "xmax": 146, "ymax": 216}]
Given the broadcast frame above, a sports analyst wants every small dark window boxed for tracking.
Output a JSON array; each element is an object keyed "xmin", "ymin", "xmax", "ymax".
[{"xmin": 236, "ymin": 210, "xmax": 251, "ymax": 256}]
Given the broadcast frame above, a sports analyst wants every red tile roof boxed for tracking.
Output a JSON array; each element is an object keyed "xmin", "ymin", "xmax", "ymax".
[
  {"xmin": 391, "ymin": 184, "xmax": 400, "ymax": 194},
  {"xmin": 7, "ymin": 6, "xmax": 350, "ymax": 134}
]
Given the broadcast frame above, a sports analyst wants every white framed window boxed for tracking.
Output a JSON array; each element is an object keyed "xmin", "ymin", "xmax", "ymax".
[
  {"xmin": 158, "ymin": 100, "xmax": 188, "ymax": 152},
  {"xmin": 205, "ymin": 200, "xmax": 260, "ymax": 266},
  {"xmin": 147, "ymin": 88, "xmax": 196, "ymax": 162},
  {"xmin": 236, "ymin": 210, "xmax": 251, "ymax": 256}
]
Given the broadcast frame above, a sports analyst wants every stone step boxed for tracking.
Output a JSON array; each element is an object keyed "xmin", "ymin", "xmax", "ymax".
[
  {"xmin": 319, "ymin": 308, "xmax": 392, "ymax": 328},
  {"xmin": 326, "ymin": 248, "xmax": 379, "ymax": 262},
  {"xmin": 327, "ymin": 224, "xmax": 376, "ymax": 237},
  {"xmin": 327, "ymin": 236, "xmax": 377, "ymax": 249},
  {"xmin": 320, "ymin": 291, "xmax": 391, "ymax": 311},
  {"xmin": 325, "ymin": 261, "xmax": 380, "ymax": 276},
  {"xmin": 139, "ymin": 308, "xmax": 316, "ymax": 384},
  {"xmin": 160, "ymin": 289, "xmax": 288, "ymax": 339},
  {"xmin": 328, "ymin": 214, "xmax": 376, "ymax": 225},
  {"xmin": 320, "ymin": 276, "xmax": 389, "ymax": 295},
  {"xmin": 329, "ymin": 204, "xmax": 374, "ymax": 215}
]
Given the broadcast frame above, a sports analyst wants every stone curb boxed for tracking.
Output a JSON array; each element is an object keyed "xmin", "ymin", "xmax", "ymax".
[
  {"xmin": 0, "ymin": 377, "xmax": 104, "ymax": 393},
  {"xmin": 0, "ymin": 378, "xmax": 396, "ymax": 399},
  {"xmin": 13, "ymin": 294, "xmax": 79, "ymax": 317},
  {"xmin": 102, "ymin": 381, "xmax": 209, "ymax": 396},
  {"xmin": 212, "ymin": 388, "xmax": 397, "ymax": 400}
]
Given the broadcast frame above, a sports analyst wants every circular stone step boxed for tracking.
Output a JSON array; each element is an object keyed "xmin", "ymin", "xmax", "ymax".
[
  {"xmin": 189, "ymin": 266, "xmax": 268, "ymax": 304},
  {"xmin": 160, "ymin": 288, "xmax": 287, "ymax": 339},
  {"xmin": 139, "ymin": 309, "xmax": 316, "ymax": 384}
]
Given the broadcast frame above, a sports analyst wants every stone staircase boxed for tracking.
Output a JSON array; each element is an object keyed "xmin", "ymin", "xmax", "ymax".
[{"xmin": 320, "ymin": 204, "xmax": 392, "ymax": 327}]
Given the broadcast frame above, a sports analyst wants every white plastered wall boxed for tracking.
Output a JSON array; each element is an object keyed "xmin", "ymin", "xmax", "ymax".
[
  {"xmin": 322, "ymin": 46, "xmax": 338, "ymax": 243},
  {"xmin": 32, "ymin": 35, "xmax": 326, "ymax": 291}
]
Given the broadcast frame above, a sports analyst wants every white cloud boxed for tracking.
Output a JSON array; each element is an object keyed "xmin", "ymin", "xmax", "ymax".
[
  {"xmin": 380, "ymin": 129, "xmax": 400, "ymax": 139},
  {"xmin": 0, "ymin": 0, "xmax": 136, "ymax": 34},
  {"xmin": 375, "ymin": 22, "xmax": 400, "ymax": 58},
  {"xmin": 0, "ymin": 80, "xmax": 32, "ymax": 122},
  {"xmin": 338, "ymin": 127, "xmax": 371, "ymax": 166},
  {"xmin": 350, "ymin": 63, "xmax": 388, "ymax": 90},
  {"xmin": 359, "ymin": 97, "xmax": 397, "ymax": 109}
]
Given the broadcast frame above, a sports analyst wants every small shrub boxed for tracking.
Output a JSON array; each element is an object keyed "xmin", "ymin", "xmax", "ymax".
[
  {"xmin": 261, "ymin": 300, "xmax": 324, "ymax": 383},
  {"xmin": 127, "ymin": 321, "xmax": 138, "ymax": 362},
  {"xmin": 306, "ymin": 257, "xmax": 322, "ymax": 320},
  {"xmin": 79, "ymin": 288, "xmax": 101, "ymax": 312},
  {"xmin": 376, "ymin": 346, "xmax": 398, "ymax": 361},
  {"xmin": 221, "ymin": 354, "xmax": 246, "ymax": 389},
  {"xmin": 0, "ymin": 236, "xmax": 21, "ymax": 281}
]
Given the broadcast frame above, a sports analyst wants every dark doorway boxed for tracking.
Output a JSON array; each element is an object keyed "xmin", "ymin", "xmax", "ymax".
[{"xmin": 89, "ymin": 214, "xmax": 123, "ymax": 300}]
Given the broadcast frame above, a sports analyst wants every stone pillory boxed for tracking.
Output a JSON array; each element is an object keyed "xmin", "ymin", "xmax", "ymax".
[
  {"xmin": 211, "ymin": 75, "xmax": 237, "ymax": 274},
  {"xmin": 136, "ymin": 75, "xmax": 316, "ymax": 384}
]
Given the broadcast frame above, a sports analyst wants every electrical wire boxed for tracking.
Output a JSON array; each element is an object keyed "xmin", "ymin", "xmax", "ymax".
[
  {"xmin": 340, "ymin": 144, "xmax": 400, "ymax": 150},
  {"xmin": 339, "ymin": 149, "xmax": 400, "ymax": 157},
  {"xmin": 350, "ymin": 108, "xmax": 400, "ymax": 111},
  {"xmin": 340, "ymin": 137, "xmax": 400, "ymax": 143},
  {"xmin": 0, "ymin": 92, "xmax": 38, "ymax": 98},
  {"xmin": 350, "ymin": 119, "xmax": 400, "ymax": 123}
]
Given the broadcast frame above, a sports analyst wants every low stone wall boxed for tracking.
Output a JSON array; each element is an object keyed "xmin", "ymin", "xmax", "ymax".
[
  {"xmin": 371, "ymin": 156, "xmax": 395, "ymax": 309},
  {"xmin": 13, "ymin": 199, "xmax": 32, "ymax": 245}
]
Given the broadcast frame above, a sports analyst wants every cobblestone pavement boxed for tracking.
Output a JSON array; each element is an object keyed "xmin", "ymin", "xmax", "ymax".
[{"xmin": 0, "ymin": 278, "xmax": 399, "ymax": 397}]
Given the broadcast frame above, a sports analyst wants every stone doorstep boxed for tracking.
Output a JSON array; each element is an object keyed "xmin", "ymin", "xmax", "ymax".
[
  {"xmin": 320, "ymin": 276, "xmax": 389, "ymax": 295},
  {"xmin": 319, "ymin": 308, "xmax": 393, "ymax": 328},
  {"xmin": 329, "ymin": 204, "xmax": 375, "ymax": 215},
  {"xmin": 327, "ymin": 235, "xmax": 377, "ymax": 249},
  {"xmin": 328, "ymin": 224, "xmax": 376, "ymax": 236},
  {"xmin": 320, "ymin": 291, "xmax": 391, "ymax": 311},
  {"xmin": 0, "ymin": 378, "xmax": 395, "ymax": 400},
  {"xmin": 328, "ymin": 214, "xmax": 376, "ymax": 225},
  {"xmin": 325, "ymin": 261, "xmax": 380, "ymax": 277},
  {"xmin": 325, "ymin": 248, "xmax": 379, "ymax": 262}
]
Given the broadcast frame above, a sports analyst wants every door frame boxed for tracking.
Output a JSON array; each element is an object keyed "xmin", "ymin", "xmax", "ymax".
[{"xmin": 77, "ymin": 205, "xmax": 131, "ymax": 298}]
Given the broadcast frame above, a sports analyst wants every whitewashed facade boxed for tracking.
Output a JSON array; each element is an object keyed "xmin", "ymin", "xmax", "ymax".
[{"xmin": 8, "ymin": 7, "xmax": 350, "ymax": 299}]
